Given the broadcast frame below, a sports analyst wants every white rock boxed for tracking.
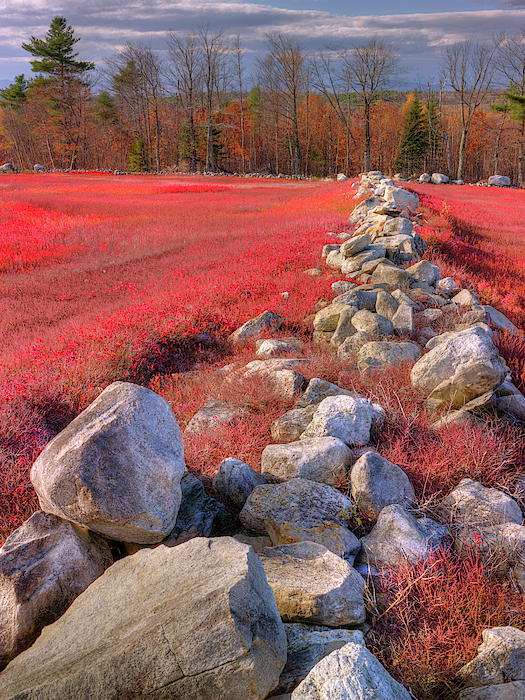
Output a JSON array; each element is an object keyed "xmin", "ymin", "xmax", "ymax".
[
  {"xmin": 261, "ymin": 438, "xmax": 355, "ymax": 486},
  {"xmin": 291, "ymin": 642, "xmax": 412, "ymax": 700},
  {"xmin": 488, "ymin": 175, "xmax": 511, "ymax": 187},
  {"xmin": 431, "ymin": 173, "xmax": 450, "ymax": 184}
]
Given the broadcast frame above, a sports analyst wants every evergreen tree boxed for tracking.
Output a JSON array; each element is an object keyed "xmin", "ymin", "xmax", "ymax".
[
  {"xmin": 396, "ymin": 92, "xmax": 429, "ymax": 175},
  {"xmin": 0, "ymin": 75, "xmax": 29, "ymax": 109},
  {"xmin": 492, "ymin": 83, "xmax": 525, "ymax": 183},
  {"xmin": 128, "ymin": 134, "xmax": 148, "ymax": 172},
  {"xmin": 21, "ymin": 16, "xmax": 94, "ymax": 168}
]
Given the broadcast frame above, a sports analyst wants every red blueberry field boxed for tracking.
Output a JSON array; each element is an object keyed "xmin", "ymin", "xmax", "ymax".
[{"xmin": 1, "ymin": 172, "xmax": 525, "ymax": 699}]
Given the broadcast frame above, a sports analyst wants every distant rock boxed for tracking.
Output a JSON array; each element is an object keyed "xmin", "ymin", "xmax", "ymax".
[
  {"xmin": 488, "ymin": 175, "xmax": 511, "ymax": 187},
  {"xmin": 431, "ymin": 173, "xmax": 449, "ymax": 184}
]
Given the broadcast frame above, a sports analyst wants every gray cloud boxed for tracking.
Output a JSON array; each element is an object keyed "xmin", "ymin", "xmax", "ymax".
[{"xmin": 0, "ymin": 1, "xmax": 524, "ymax": 84}]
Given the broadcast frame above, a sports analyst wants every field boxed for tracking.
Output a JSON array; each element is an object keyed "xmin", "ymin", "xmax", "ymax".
[{"xmin": 1, "ymin": 173, "xmax": 525, "ymax": 699}]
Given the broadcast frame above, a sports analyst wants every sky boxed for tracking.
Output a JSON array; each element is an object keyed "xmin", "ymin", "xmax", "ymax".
[{"xmin": 1, "ymin": 0, "xmax": 525, "ymax": 87}]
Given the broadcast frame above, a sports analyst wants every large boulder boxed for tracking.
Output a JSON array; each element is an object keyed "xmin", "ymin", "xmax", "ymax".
[
  {"xmin": 480, "ymin": 305, "xmax": 519, "ymax": 334},
  {"xmin": 340, "ymin": 233, "xmax": 371, "ymax": 257},
  {"xmin": 0, "ymin": 512, "xmax": 112, "ymax": 668},
  {"xmin": 410, "ymin": 326, "xmax": 507, "ymax": 409},
  {"xmin": 299, "ymin": 395, "xmax": 376, "ymax": 446},
  {"xmin": 381, "ymin": 186, "xmax": 419, "ymax": 213},
  {"xmin": 257, "ymin": 542, "xmax": 366, "ymax": 627},
  {"xmin": 458, "ymin": 626, "xmax": 525, "ymax": 688},
  {"xmin": 348, "ymin": 196, "xmax": 380, "ymax": 224},
  {"xmin": 30, "ymin": 382, "xmax": 186, "ymax": 544},
  {"xmin": 261, "ymin": 438, "xmax": 354, "ymax": 486},
  {"xmin": 291, "ymin": 642, "xmax": 412, "ymax": 700},
  {"xmin": 350, "ymin": 451, "xmax": 415, "ymax": 519},
  {"xmin": 239, "ymin": 478, "xmax": 354, "ymax": 537},
  {"xmin": 371, "ymin": 263, "xmax": 413, "ymax": 289},
  {"xmin": 0, "ymin": 538, "xmax": 287, "ymax": 700}
]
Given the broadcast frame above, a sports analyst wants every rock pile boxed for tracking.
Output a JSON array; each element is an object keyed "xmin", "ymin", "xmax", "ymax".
[{"xmin": 1, "ymin": 171, "xmax": 525, "ymax": 699}]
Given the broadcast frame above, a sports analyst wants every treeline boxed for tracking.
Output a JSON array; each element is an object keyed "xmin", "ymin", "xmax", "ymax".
[{"xmin": 1, "ymin": 16, "xmax": 525, "ymax": 183}]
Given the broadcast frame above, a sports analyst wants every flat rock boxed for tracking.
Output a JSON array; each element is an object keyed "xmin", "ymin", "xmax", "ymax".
[
  {"xmin": 341, "ymin": 247, "xmax": 385, "ymax": 275},
  {"xmin": 411, "ymin": 326, "xmax": 507, "ymax": 410},
  {"xmin": 480, "ymin": 305, "xmax": 519, "ymax": 334},
  {"xmin": 0, "ymin": 537, "xmax": 287, "ymax": 700},
  {"xmin": 257, "ymin": 542, "xmax": 366, "ymax": 627},
  {"xmin": 357, "ymin": 340, "xmax": 422, "ymax": 372},
  {"xmin": 331, "ymin": 280, "xmax": 356, "ymax": 294},
  {"xmin": 239, "ymin": 478, "xmax": 354, "ymax": 536},
  {"xmin": 185, "ymin": 398, "xmax": 248, "ymax": 434},
  {"xmin": 440, "ymin": 478, "xmax": 523, "ymax": 527},
  {"xmin": 261, "ymin": 437, "xmax": 354, "ymax": 486},
  {"xmin": 0, "ymin": 512, "xmax": 112, "ymax": 668},
  {"xmin": 333, "ymin": 288, "xmax": 378, "ymax": 310},
  {"xmin": 458, "ymin": 626, "xmax": 525, "ymax": 688},
  {"xmin": 299, "ymin": 395, "xmax": 375, "ymax": 446},
  {"xmin": 230, "ymin": 310, "xmax": 284, "ymax": 343},
  {"xmin": 291, "ymin": 642, "xmax": 412, "ymax": 700},
  {"xmin": 213, "ymin": 459, "xmax": 267, "ymax": 507},
  {"xmin": 274, "ymin": 624, "xmax": 364, "ymax": 696},
  {"xmin": 357, "ymin": 504, "xmax": 449, "ymax": 573},
  {"xmin": 350, "ymin": 451, "xmax": 415, "ymax": 519},
  {"xmin": 30, "ymin": 381, "xmax": 186, "ymax": 544}
]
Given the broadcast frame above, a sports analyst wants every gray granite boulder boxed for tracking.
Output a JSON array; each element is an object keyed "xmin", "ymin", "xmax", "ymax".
[
  {"xmin": 458, "ymin": 627, "xmax": 525, "ymax": 688},
  {"xmin": 340, "ymin": 233, "xmax": 371, "ymax": 257},
  {"xmin": 299, "ymin": 395, "xmax": 376, "ymax": 446},
  {"xmin": 261, "ymin": 437, "xmax": 354, "ymax": 486},
  {"xmin": 0, "ymin": 537, "xmax": 287, "ymax": 700},
  {"xmin": 257, "ymin": 542, "xmax": 366, "ymax": 627},
  {"xmin": 350, "ymin": 452, "xmax": 415, "ymax": 519},
  {"xmin": 291, "ymin": 642, "xmax": 412, "ymax": 700},
  {"xmin": 357, "ymin": 504, "xmax": 449, "ymax": 573},
  {"xmin": 239, "ymin": 478, "xmax": 354, "ymax": 537},
  {"xmin": 213, "ymin": 458, "xmax": 267, "ymax": 507},
  {"xmin": 357, "ymin": 340, "xmax": 422, "ymax": 372},
  {"xmin": 185, "ymin": 398, "xmax": 248, "ymax": 434},
  {"xmin": 230, "ymin": 310, "xmax": 284, "ymax": 343},
  {"xmin": 274, "ymin": 624, "xmax": 364, "ymax": 696},
  {"xmin": 0, "ymin": 512, "xmax": 112, "ymax": 668},
  {"xmin": 351, "ymin": 309, "xmax": 394, "ymax": 338},
  {"xmin": 295, "ymin": 378, "xmax": 356, "ymax": 409},
  {"xmin": 411, "ymin": 326, "xmax": 507, "ymax": 409},
  {"xmin": 30, "ymin": 381, "xmax": 186, "ymax": 544},
  {"xmin": 440, "ymin": 478, "xmax": 523, "ymax": 527},
  {"xmin": 459, "ymin": 681, "xmax": 525, "ymax": 700}
]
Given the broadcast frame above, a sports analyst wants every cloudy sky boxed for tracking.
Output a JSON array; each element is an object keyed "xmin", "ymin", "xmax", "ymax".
[{"xmin": 1, "ymin": 0, "xmax": 525, "ymax": 86}]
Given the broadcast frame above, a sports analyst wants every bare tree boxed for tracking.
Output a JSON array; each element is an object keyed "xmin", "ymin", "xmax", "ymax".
[
  {"xmin": 440, "ymin": 38, "xmax": 500, "ymax": 180},
  {"xmin": 258, "ymin": 33, "xmax": 307, "ymax": 176},
  {"xmin": 426, "ymin": 78, "xmax": 452, "ymax": 175},
  {"xmin": 338, "ymin": 38, "xmax": 405, "ymax": 172},
  {"xmin": 232, "ymin": 35, "xmax": 246, "ymax": 173},
  {"xmin": 311, "ymin": 50, "xmax": 357, "ymax": 176},
  {"xmin": 494, "ymin": 28, "xmax": 525, "ymax": 183},
  {"xmin": 166, "ymin": 30, "xmax": 203, "ymax": 173}
]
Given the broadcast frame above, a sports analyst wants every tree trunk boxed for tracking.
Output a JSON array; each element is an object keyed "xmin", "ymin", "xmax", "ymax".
[
  {"xmin": 457, "ymin": 129, "xmax": 467, "ymax": 181},
  {"xmin": 364, "ymin": 99, "xmax": 371, "ymax": 172}
]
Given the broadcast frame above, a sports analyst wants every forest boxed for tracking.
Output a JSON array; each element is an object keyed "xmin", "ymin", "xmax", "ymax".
[{"xmin": 2, "ymin": 16, "xmax": 525, "ymax": 184}]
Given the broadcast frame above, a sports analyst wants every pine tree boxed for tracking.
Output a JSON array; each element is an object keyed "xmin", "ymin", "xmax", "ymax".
[
  {"xmin": 492, "ymin": 83, "xmax": 525, "ymax": 184},
  {"xmin": 395, "ymin": 92, "xmax": 429, "ymax": 175},
  {"xmin": 0, "ymin": 75, "xmax": 29, "ymax": 109},
  {"xmin": 21, "ymin": 16, "xmax": 94, "ymax": 168}
]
